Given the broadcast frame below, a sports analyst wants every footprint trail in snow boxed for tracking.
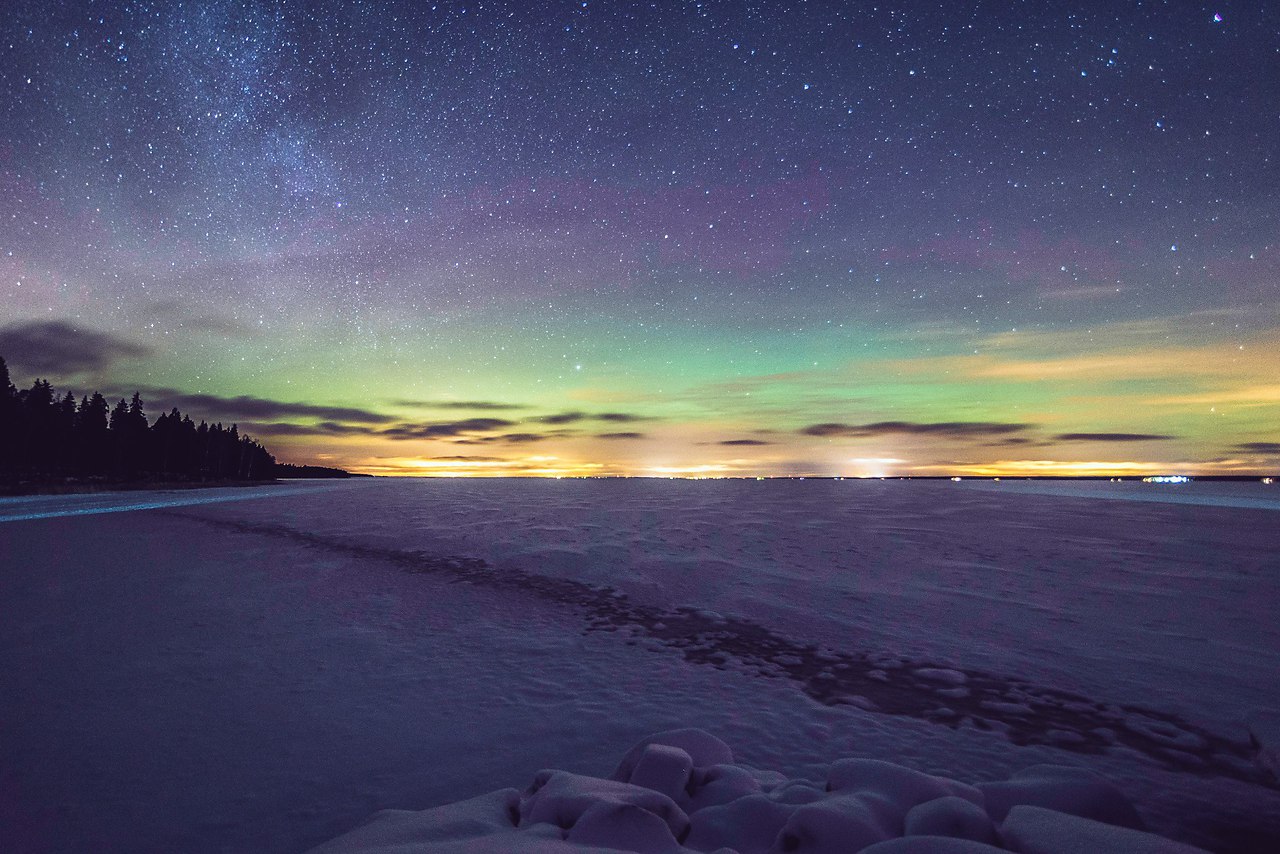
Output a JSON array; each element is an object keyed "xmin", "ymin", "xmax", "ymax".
[{"xmin": 172, "ymin": 511, "xmax": 1274, "ymax": 791}]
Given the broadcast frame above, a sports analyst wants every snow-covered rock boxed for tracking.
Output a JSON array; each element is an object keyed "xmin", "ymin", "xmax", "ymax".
[
  {"xmin": 686, "ymin": 763, "xmax": 763, "ymax": 811},
  {"xmin": 309, "ymin": 733, "xmax": 1212, "ymax": 853},
  {"xmin": 904, "ymin": 795, "xmax": 997, "ymax": 844},
  {"xmin": 685, "ymin": 793, "xmax": 795, "ymax": 853},
  {"xmin": 976, "ymin": 763, "xmax": 1143, "ymax": 828},
  {"xmin": 862, "ymin": 837, "xmax": 1008, "ymax": 853},
  {"xmin": 613, "ymin": 729, "xmax": 735, "ymax": 782},
  {"xmin": 521, "ymin": 770, "xmax": 690, "ymax": 840},
  {"xmin": 828, "ymin": 758, "xmax": 984, "ymax": 812},
  {"xmin": 1000, "ymin": 804, "xmax": 1209, "ymax": 853},
  {"xmin": 567, "ymin": 801, "xmax": 685, "ymax": 853},
  {"xmin": 628, "ymin": 744, "xmax": 695, "ymax": 803},
  {"xmin": 768, "ymin": 795, "xmax": 893, "ymax": 853},
  {"xmin": 306, "ymin": 788, "xmax": 528, "ymax": 852}
]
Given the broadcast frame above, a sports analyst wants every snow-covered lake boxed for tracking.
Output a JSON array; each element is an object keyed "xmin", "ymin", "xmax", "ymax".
[{"xmin": 2, "ymin": 478, "xmax": 1277, "ymax": 852}]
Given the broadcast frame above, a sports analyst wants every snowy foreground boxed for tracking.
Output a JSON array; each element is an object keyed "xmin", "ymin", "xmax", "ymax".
[{"xmin": 2, "ymin": 478, "xmax": 1278, "ymax": 853}]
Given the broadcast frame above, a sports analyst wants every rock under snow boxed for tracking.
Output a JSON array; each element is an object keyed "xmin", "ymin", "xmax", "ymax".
[
  {"xmin": 903, "ymin": 795, "xmax": 997, "ymax": 844},
  {"xmin": 975, "ymin": 763, "xmax": 1144, "ymax": 828},
  {"xmin": 612, "ymin": 729, "xmax": 735, "ymax": 783},
  {"xmin": 628, "ymin": 744, "xmax": 695, "ymax": 803},
  {"xmin": 686, "ymin": 763, "xmax": 763, "ymax": 812},
  {"xmin": 862, "ymin": 837, "xmax": 1008, "ymax": 853},
  {"xmin": 684, "ymin": 793, "xmax": 795, "ymax": 854},
  {"xmin": 521, "ymin": 770, "xmax": 690, "ymax": 840},
  {"xmin": 310, "ymin": 733, "xmax": 1211, "ymax": 854},
  {"xmin": 567, "ymin": 801, "xmax": 684, "ymax": 853},
  {"xmin": 1000, "ymin": 804, "xmax": 1210, "ymax": 853},
  {"xmin": 828, "ymin": 758, "xmax": 984, "ymax": 812},
  {"xmin": 769, "ymin": 795, "xmax": 894, "ymax": 853}
]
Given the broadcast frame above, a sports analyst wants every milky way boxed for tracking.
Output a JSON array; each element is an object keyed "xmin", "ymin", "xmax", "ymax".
[{"xmin": 2, "ymin": 2, "xmax": 1277, "ymax": 476}]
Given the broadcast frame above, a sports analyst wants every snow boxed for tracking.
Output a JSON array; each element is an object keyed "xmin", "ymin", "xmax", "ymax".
[{"xmin": 1, "ymin": 478, "xmax": 1278, "ymax": 852}]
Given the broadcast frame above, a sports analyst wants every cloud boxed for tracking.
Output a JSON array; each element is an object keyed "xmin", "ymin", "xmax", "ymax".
[
  {"xmin": 0, "ymin": 321, "xmax": 150, "ymax": 374},
  {"xmin": 381, "ymin": 418, "xmax": 517, "ymax": 439},
  {"xmin": 493, "ymin": 432, "xmax": 551, "ymax": 444},
  {"xmin": 1232, "ymin": 441, "xmax": 1280, "ymax": 454},
  {"xmin": 1054, "ymin": 432, "xmax": 1174, "ymax": 442},
  {"xmin": 451, "ymin": 431, "xmax": 555, "ymax": 445},
  {"xmin": 236, "ymin": 421, "xmax": 378, "ymax": 437},
  {"xmin": 537, "ymin": 410, "xmax": 646, "ymax": 425},
  {"xmin": 427, "ymin": 455, "xmax": 507, "ymax": 462},
  {"xmin": 392, "ymin": 399, "xmax": 527, "ymax": 411},
  {"xmin": 538, "ymin": 411, "xmax": 588, "ymax": 425},
  {"xmin": 144, "ymin": 300, "xmax": 251, "ymax": 337},
  {"xmin": 801, "ymin": 420, "xmax": 1029, "ymax": 439},
  {"xmin": 237, "ymin": 422, "xmax": 324, "ymax": 437},
  {"xmin": 596, "ymin": 432, "xmax": 647, "ymax": 440},
  {"xmin": 718, "ymin": 438, "xmax": 773, "ymax": 446},
  {"xmin": 146, "ymin": 391, "xmax": 394, "ymax": 424}
]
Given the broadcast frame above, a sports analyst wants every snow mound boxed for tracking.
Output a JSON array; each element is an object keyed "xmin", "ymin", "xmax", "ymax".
[{"xmin": 309, "ymin": 731, "xmax": 1210, "ymax": 853}]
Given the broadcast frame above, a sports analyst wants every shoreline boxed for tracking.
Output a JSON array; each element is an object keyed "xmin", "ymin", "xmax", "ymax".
[{"xmin": 0, "ymin": 477, "xmax": 284, "ymax": 498}]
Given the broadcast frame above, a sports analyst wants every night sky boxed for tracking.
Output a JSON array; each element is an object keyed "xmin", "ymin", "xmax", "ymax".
[{"xmin": 2, "ymin": 1, "xmax": 1277, "ymax": 477}]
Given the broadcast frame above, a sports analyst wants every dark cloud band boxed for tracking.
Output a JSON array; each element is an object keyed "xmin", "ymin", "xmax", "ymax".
[
  {"xmin": 801, "ymin": 421, "xmax": 1029, "ymax": 439},
  {"xmin": 0, "ymin": 321, "xmax": 150, "ymax": 375}
]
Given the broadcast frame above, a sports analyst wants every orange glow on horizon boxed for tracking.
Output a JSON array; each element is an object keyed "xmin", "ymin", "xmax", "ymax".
[{"xmin": 321, "ymin": 454, "xmax": 1271, "ymax": 479}]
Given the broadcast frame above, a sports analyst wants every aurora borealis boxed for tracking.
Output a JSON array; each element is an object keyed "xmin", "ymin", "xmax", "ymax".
[{"xmin": 2, "ymin": 2, "xmax": 1277, "ymax": 477}]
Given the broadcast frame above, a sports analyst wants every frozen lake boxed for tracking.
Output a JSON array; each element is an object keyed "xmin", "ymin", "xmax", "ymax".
[{"xmin": 2, "ymin": 478, "xmax": 1278, "ymax": 852}]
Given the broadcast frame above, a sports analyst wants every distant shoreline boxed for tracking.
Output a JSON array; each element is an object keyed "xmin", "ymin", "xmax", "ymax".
[{"xmin": 3, "ymin": 473, "xmax": 1273, "ymax": 496}]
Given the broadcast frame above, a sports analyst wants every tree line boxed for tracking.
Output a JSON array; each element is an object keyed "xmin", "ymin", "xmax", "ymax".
[{"xmin": 0, "ymin": 356, "xmax": 275, "ymax": 484}]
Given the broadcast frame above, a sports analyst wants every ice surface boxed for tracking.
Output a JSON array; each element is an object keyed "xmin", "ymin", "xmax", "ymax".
[{"xmin": 2, "ymin": 478, "xmax": 1278, "ymax": 852}]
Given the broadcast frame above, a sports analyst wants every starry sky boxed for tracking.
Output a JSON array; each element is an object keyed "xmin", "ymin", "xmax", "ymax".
[{"xmin": 2, "ymin": 1, "xmax": 1278, "ymax": 477}]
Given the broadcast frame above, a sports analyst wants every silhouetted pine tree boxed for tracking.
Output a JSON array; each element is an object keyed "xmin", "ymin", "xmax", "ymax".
[
  {"xmin": 77, "ymin": 393, "xmax": 110, "ymax": 474},
  {"xmin": 108, "ymin": 398, "xmax": 130, "ymax": 474},
  {"xmin": 0, "ymin": 357, "xmax": 19, "ymax": 471},
  {"xmin": 22, "ymin": 380, "xmax": 58, "ymax": 472},
  {"xmin": 0, "ymin": 359, "xmax": 276, "ymax": 485},
  {"xmin": 56, "ymin": 391, "xmax": 77, "ymax": 472}
]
